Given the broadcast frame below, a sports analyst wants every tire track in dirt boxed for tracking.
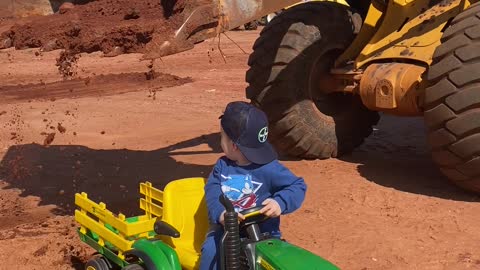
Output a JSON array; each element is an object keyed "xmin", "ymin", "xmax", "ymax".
[{"xmin": 0, "ymin": 71, "xmax": 192, "ymax": 103}]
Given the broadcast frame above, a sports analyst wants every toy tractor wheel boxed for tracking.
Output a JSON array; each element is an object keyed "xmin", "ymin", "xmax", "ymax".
[
  {"xmin": 246, "ymin": 2, "xmax": 379, "ymax": 159},
  {"xmin": 121, "ymin": 264, "xmax": 144, "ymax": 270},
  {"xmin": 424, "ymin": 1, "xmax": 480, "ymax": 193},
  {"xmin": 85, "ymin": 255, "xmax": 110, "ymax": 270}
]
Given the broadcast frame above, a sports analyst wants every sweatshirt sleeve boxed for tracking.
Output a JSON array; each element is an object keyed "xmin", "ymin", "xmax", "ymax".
[
  {"xmin": 270, "ymin": 162, "xmax": 307, "ymax": 215},
  {"xmin": 204, "ymin": 158, "xmax": 226, "ymax": 224}
]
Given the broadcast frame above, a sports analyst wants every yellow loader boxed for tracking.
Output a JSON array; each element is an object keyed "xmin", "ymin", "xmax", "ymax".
[
  {"xmin": 163, "ymin": 0, "xmax": 480, "ymax": 194},
  {"xmin": 10, "ymin": 0, "xmax": 480, "ymax": 193}
]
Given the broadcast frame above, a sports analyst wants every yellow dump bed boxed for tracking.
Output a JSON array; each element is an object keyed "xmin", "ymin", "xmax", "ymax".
[
  {"xmin": 74, "ymin": 182, "xmax": 164, "ymax": 260},
  {"xmin": 74, "ymin": 177, "xmax": 209, "ymax": 270}
]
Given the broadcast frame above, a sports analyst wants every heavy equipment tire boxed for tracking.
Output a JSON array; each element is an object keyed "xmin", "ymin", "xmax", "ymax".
[
  {"xmin": 425, "ymin": 2, "xmax": 480, "ymax": 193},
  {"xmin": 246, "ymin": 2, "xmax": 379, "ymax": 159}
]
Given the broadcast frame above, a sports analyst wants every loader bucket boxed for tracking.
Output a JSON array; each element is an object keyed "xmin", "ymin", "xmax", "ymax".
[{"xmin": 142, "ymin": 0, "xmax": 302, "ymax": 59}]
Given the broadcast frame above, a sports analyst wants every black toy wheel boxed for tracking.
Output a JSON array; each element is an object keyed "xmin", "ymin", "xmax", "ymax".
[
  {"xmin": 121, "ymin": 264, "xmax": 144, "ymax": 270},
  {"xmin": 85, "ymin": 255, "xmax": 110, "ymax": 270}
]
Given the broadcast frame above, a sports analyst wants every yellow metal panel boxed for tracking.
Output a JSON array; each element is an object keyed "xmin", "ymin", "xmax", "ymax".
[
  {"xmin": 75, "ymin": 193, "xmax": 156, "ymax": 237},
  {"xmin": 335, "ymin": 0, "xmax": 386, "ymax": 67},
  {"xmin": 355, "ymin": 0, "xmax": 466, "ymax": 68},
  {"xmin": 74, "ymin": 210, "xmax": 133, "ymax": 252},
  {"xmin": 465, "ymin": 0, "xmax": 476, "ymax": 9}
]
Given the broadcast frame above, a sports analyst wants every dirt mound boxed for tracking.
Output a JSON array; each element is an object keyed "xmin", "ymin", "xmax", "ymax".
[{"xmin": 0, "ymin": 0, "xmax": 188, "ymax": 55}]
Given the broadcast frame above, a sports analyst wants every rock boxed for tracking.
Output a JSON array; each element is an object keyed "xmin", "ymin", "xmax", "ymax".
[
  {"xmin": 103, "ymin": 46, "xmax": 124, "ymax": 57},
  {"xmin": 40, "ymin": 39, "xmax": 59, "ymax": 52},
  {"xmin": 59, "ymin": 2, "xmax": 75, "ymax": 14},
  {"xmin": 0, "ymin": 38, "xmax": 12, "ymax": 49},
  {"xmin": 124, "ymin": 8, "xmax": 140, "ymax": 20}
]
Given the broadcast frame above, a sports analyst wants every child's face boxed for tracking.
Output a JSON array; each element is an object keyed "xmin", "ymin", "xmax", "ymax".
[{"xmin": 220, "ymin": 126, "xmax": 240, "ymax": 161}]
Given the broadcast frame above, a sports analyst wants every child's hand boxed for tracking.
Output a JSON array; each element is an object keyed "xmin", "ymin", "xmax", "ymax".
[
  {"xmin": 219, "ymin": 210, "xmax": 245, "ymax": 225},
  {"xmin": 260, "ymin": 198, "xmax": 281, "ymax": 217}
]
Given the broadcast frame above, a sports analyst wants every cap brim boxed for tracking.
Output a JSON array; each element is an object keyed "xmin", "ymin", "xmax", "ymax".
[{"xmin": 237, "ymin": 142, "xmax": 278, "ymax": 165}]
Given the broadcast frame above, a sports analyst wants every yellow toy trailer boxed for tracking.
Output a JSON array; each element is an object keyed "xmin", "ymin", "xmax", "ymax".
[
  {"xmin": 74, "ymin": 178, "xmax": 339, "ymax": 270},
  {"xmin": 75, "ymin": 178, "xmax": 210, "ymax": 270}
]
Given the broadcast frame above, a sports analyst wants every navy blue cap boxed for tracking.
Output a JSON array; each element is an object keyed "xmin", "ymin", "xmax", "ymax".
[{"xmin": 220, "ymin": 101, "xmax": 277, "ymax": 165}]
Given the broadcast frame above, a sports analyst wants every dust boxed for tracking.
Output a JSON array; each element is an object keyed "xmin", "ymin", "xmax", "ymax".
[
  {"xmin": 148, "ymin": 89, "xmax": 158, "ymax": 100},
  {"xmin": 43, "ymin": 133, "xmax": 56, "ymax": 146},
  {"xmin": 3, "ymin": 107, "xmax": 25, "ymax": 144},
  {"xmin": 6, "ymin": 52, "xmax": 13, "ymax": 63},
  {"xmin": 57, "ymin": 123, "xmax": 67, "ymax": 134},
  {"xmin": 56, "ymin": 51, "xmax": 79, "ymax": 80},
  {"xmin": 39, "ymin": 110, "xmax": 70, "ymax": 144},
  {"xmin": 145, "ymin": 59, "xmax": 156, "ymax": 81}
]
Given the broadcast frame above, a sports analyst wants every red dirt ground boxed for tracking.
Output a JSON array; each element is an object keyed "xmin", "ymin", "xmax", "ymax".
[{"xmin": 0, "ymin": 29, "xmax": 479, "ymax": 270}]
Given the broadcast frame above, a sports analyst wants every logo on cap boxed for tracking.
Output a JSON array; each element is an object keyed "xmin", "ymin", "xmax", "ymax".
[{"xmin": 258, "ymin": 127, "xmax": 268, "ymax": 143}]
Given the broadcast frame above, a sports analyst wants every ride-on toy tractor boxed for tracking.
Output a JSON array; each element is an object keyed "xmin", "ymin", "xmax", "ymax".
[{"xmin": 74, "ymin": 178, "xmax": 338, "ymax": 270}]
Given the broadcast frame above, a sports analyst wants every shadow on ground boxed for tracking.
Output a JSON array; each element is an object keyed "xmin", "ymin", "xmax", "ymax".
[
  {"xmin": 340, "ymin": 114, "xmax": 480, "ymax": 202},
  {"xmin": 0, "ymin": 133, "xmax": 222, "ymax": 216},
  {"xmin": 2, "ymin": 116, "xmax": 478, "ymax": 220}
]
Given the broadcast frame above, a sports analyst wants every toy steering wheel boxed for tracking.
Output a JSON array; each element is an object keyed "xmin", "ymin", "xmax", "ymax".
[{"xmin": 239, "ymin": 205, "xmax": 269, "ymax": 227}]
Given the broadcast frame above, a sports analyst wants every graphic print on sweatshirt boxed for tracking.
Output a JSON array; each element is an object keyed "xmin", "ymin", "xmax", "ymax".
[{"xmin": 220, "ymin": 174, "xmax": 263, "ymax": 211}]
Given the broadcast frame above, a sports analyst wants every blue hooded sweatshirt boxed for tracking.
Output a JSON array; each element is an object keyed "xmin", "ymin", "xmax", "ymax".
[{"xmin": 204, "ymin": 156, "xmax": 307, "ymax": 236}]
